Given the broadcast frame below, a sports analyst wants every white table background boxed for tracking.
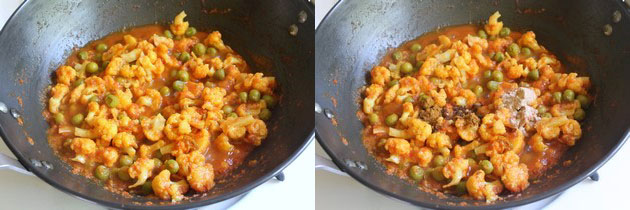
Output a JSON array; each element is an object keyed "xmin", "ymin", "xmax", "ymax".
[
  {"xmin": 314, "ymin": 1, "xmax": 630, "ymax": 210},
  {"xmin": 0, "ymin": 1, "xmax": 314, "ymax": 210}
]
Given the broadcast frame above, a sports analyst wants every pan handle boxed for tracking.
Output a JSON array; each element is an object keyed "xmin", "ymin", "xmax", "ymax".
[
  {"xmin": 315, "ymin": 154, "xmax": 348, "ymax": 176},
  {"xmin": 0, "ymin": 153, "xmax": 33, "ymax": 176}
]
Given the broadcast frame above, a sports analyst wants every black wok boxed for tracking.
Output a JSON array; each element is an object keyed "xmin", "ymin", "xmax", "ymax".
[
  {"xmin": 316, "ymin": 0, "xmax": 630, "ymax": 209},
  {"xmin": 0, "ymin": 0, "xmax": 314, "ymax": 209}
]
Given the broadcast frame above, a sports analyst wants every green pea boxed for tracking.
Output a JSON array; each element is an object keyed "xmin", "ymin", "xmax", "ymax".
[
  {"xmin": 541, "ymin": 112, "xmax": 553, "ymax": 118},
  {"xmin": 174, "ymin": 35, "xmax": 183, "ymax": 40},
  {"xmin": 153, "ymin": 158, "xmax": 163, "ymax": 169},
  {"xmin": 193, "ymin": 43, "xmax": 207, "ymax": 56},
  {"xmin": 222, "ymin": 105, "xmax": 233, "ymax": 114},
  {"xmin": 73, "ymin": 79, "xmax": 84, "ymax": 88},
  {"xmin": 119, "ymin": 155, "xmax": 133, "ymax": 167},
  {"xmin": 385, "ymin": 114, "xmax": 398, "ymax": 126},
  {"xmin": 214, "ymin": 69, "xmax": 225, "ymax": 80},
  {"xmin": 537, "ymin": 105, "xmax": 547, "ymax": 114},
  {"xmin": 492, "ymin": 70, "xmax": 503, "ymax": 82},
  {"xmin": 173, "ymin": 80, "xmax": 186, "ymax": 91},
  {"xmin": 142, "ymin": 180, "xmax": 153, "ymax": 194},
  {"xmin": 71, "ymin": 113, "xmax": 84, "ymax": 126},
  {"xmin": 387, "ymin": 80, "xmax": 399, "ymax": 88},
  {"xmin": 105, "ymin": 94, "xmax": 120, "ymax": 108},
  {"xmin": 262, "ymin": 95, "xmax": 276, "ymax": 107},
  {"xmin": 507, "ymin": 43, "xmax": 520, "ymax": 57},
  {"xmin": 96, "ymin": 43, "xmax": 108, "ymax": 52},
  {"xmin": 431, "ymin": 167, "xmax": 446, "ymax": 182},
  {"xmin": 528, "ymin": 69, "xmax": 540, "ymax": 81},
  {"xmin": 574, "ymin": 108, "xmax": 586, "ymax": 121},
  {"xmin": 400, "ymin": 96, "xmax": 413, "ymax": 104},
  {"xmin": 499, "ymin": 27, "xmax": 511, "ymax": 37},
  {"xmin": 577, "ymin": 95, "xmax": 590, "ymax": 108},
  {"xmin": 401, "ymin": 62, "xmax": 414, "ymax": 74},
  {"xmin": 174, "ymin": 53, "xmax": 182, "ymax": 61},
  {"xmin": 204, "ymin": 81, "xmax": 215, "ymax": 88},
  {"xmin": 368, "ymin": 113, "xmax": 379, "ymax": 125},
  {"xmin": 521, "ymin": 47, "xmax": 532, "ymax": 57},
  {"xmin": 553, "ymin": 92, "xmax": 562, "ymax": 103},
  {"xmin": 169, "ymin": 70, "xmax": 177, "ymax": 78},
  {"xmin": 494, "ymin": 52, "xmax": 505, "ymax": 62},
  {"xmin": 473, "ymin": 85, "xmax": 483, "ymax": 96},
  {"xmin": 165, "ymin": 159, "xmax": 179, "ymax": 174},
  {"xmin": 480, "ymin": 160, "xmax": 493, "ymax": 174},
  {"xmin": 563, "ymin": 89, "xmax": 575, "ymax": 101},
  {"xmin": 410, "ymin": 44, "xmax": 422, "ymax": 52},
  {"xmin": 164, "ymin": 30, "xmax": 174, "ymax": 39},
  {"xmin": 227, "ymin": 112, "xmax": 238, "ymax": 118},
  {"xmin": 54, "ymin": 113, "xmax": 65, "ymax": 124},
  {"xmin": 185, "ymin": 27, "xmax": 197, "ymax": 37},
  {"xmin": 117, "ymin": 166, "xmax": 131, "ymax": 181},
  {"xmin": 408, "ymin": 165, "xmax": 425, "ymax": 181},
  {"xmin": 86, "ymin": 62, "xmax": 99, "ymax": 73},
  {"xmin": 249, "ymin": 89, "xmax": 261, "ymax": 102},
  {"xmin": 478, "ymin": 30, "xmax": 488, "ymax": 39},
  {"xmin": 179, "ymin": 52, "xmax": 190, "ymax": 62},
  {"xmin": 78, "ymin": 51, "xmax": 88, "ymax": 60},
  {"xmin": 207, "ymin": 47, "xmax": 218, "ymax": 56},
  {"xmin": 392, "ymin": 51, "xmax": 403, "ymax": 61},
  {"xmin": 94, "ymin": 165, "xmax": 110, "ymax": 181},
  {"xmin": 489, "ymin": 35, "xmax": 497, "ymax": 41},
  {"xmin": 259, "ymin": 108, "xmax": 272, "ymax": 120},
  {"xmin": 92, "ymin": 94, "xmax": 106, "ymax": 103},
  {"xmin": 483, "ymin": 70, "xmax": 492, "ymax": 79},
  {"xmin": 159, "ymin": 86, "xmax": 171, "ymax": 96},
  {"xmin": 433, "ymin": 155, "xmax": 446, "ymax": 167},
  {"xmin": 94, "ymin": 53, "xmax": 103, "ymax": 62},
  {"xmin": 455, "ymin": 181, "xmax": 467, "ymax": 194},
  {"xmin": 487, "ymin": 81, "xmax": 500, "ymax": 91},
  {"xmin": 177, "ymin": 70, "xmax": 189, "ymax": 82},
  {"xmin": 239, "ymin": 92, "xmax": 248, "ymax": 103}
]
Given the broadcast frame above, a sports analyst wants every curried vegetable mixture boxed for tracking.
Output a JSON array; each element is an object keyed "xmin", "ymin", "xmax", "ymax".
[
  {"xmin": 359, "ymin": 12, "xmax": 591, "ymax": 202},
  {"xmin": 45, "ymin": 11, "xmax": 277, "ymax": 201}
]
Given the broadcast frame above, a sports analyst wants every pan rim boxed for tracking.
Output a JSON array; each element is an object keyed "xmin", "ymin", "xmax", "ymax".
[
  {"xmin": 314, "ymin": 0, "xmax": 630, "ymax": 209},
  {"xmin": 0, "ymin": 0, "xmax": 316, "ymax": 209}
]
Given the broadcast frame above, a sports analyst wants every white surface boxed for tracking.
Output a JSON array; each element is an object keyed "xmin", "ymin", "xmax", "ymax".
[
  {"xmin": 0, "ymin": 1, "xmax": 314, "ymax": 210},
  {"xmin": 314, "ymin": 0, "xmax": 630, "ymax": 210}
]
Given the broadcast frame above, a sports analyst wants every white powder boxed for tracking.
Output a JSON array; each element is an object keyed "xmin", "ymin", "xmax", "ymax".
[{"xmin": 500, "ymin": 87, "xmax": 540, "ymax": 134}]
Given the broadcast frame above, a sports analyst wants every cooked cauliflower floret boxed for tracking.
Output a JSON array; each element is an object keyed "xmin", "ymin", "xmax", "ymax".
[
  {"xmin": 466, "ymin": 170, "xmax": 504, "ymax": 202},
  {"xmin": 484, "ymin": 11, "xmax": 504, "ymax": 36},
  {"xmin": 204, "ymin": 31, "xmax": 229, "ymax": 52},
  {"xmin": 112, "ymin": 132, "xmax": 138, "ymax": 149},
  {"xmin": 56, "ymin": 66, "xmax": 76, "ymax": 86},
  {"xmin": 70, "ymin": 138, "xmax": 96, "ymax": 157},
  {"xmin": 49, "ymin": 84, "xmax": 69, "ymax": 114},
  {"xmin": 98, "ymin": 147, "xmax": 119, "ymax": 167},
  {"xmin": 489, "ymin": 151, "xmax": 519, "ymax": 177},
  {"xmin": 94, "ymin": 118, "xmax": 118, "ymax": 142},
  {"xmin": 164, "ymin": 113, "xmax": 192, "ymax": 141},
  {"xmin": 221, "ymin": 115, "xmax": 256, "ymax": 139},
  {"xmin": 370, "ymin": 66, "xmax": 391, "ymax": 86},
  {"xmin": 128, "ymin": 158, "xmax": 156, "ymax": 188},
  {"xmin": 384, "ymin": 138, "xmax": 411, "ymax": 157},
  {"xmin": 518, "ymin": 31, "xmax": 542, "ymax": 52},
  {"xmin": 170, "ymin": 11, "xmax": 189, "ymax": 36},
  {"xmin": 187, "ymin": 163, "xmax": 215, "ymax": 192},
  {"xmin": 417, "ymin": 147, "xmax": 433, "ymax": 167},
  {"xmin": 426, "ymin": 132, "xmax": 451, "ymax": 149},
  {"xmin": 152, "ymin": 170, "xmax": 190, "ymax": 202},
  {"xmin": 215, "ymin": 133, "xmax": 233, "ymax": 152},
  {"xmin": 439, "ymin": 158, "xmax": 468, "ymax": 189},
  {"xmin": 201, "ymin": 87, "xmax": 226, "ymax": 111},
  {"xmin": 478, "ymin": 114, "xmax": 506, "ymax": 142},
  {"xmin": 404, "ymin": 118, "xmax": 432, "ymax": 146},
  {"xmin": 363, "ymin": 84, "xmax": 384, "ymax": 114},
  {"xmin": 501, "ymin": 163, "xmax": 529, "ymax": 192},
  {"xmin": 175, "ymin": 151, "xmax": 205, "ymax": 176},
  {"xmin": 141, "ymin": 114, "xmax": 166, "ymax": 141},
  {"xmin": 245, "ymin": 119, "xmax": 268, "ymax": 146},
  {"xmin": 138, "ymin": 140, "xmax": 165, "ymax": 159}
]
